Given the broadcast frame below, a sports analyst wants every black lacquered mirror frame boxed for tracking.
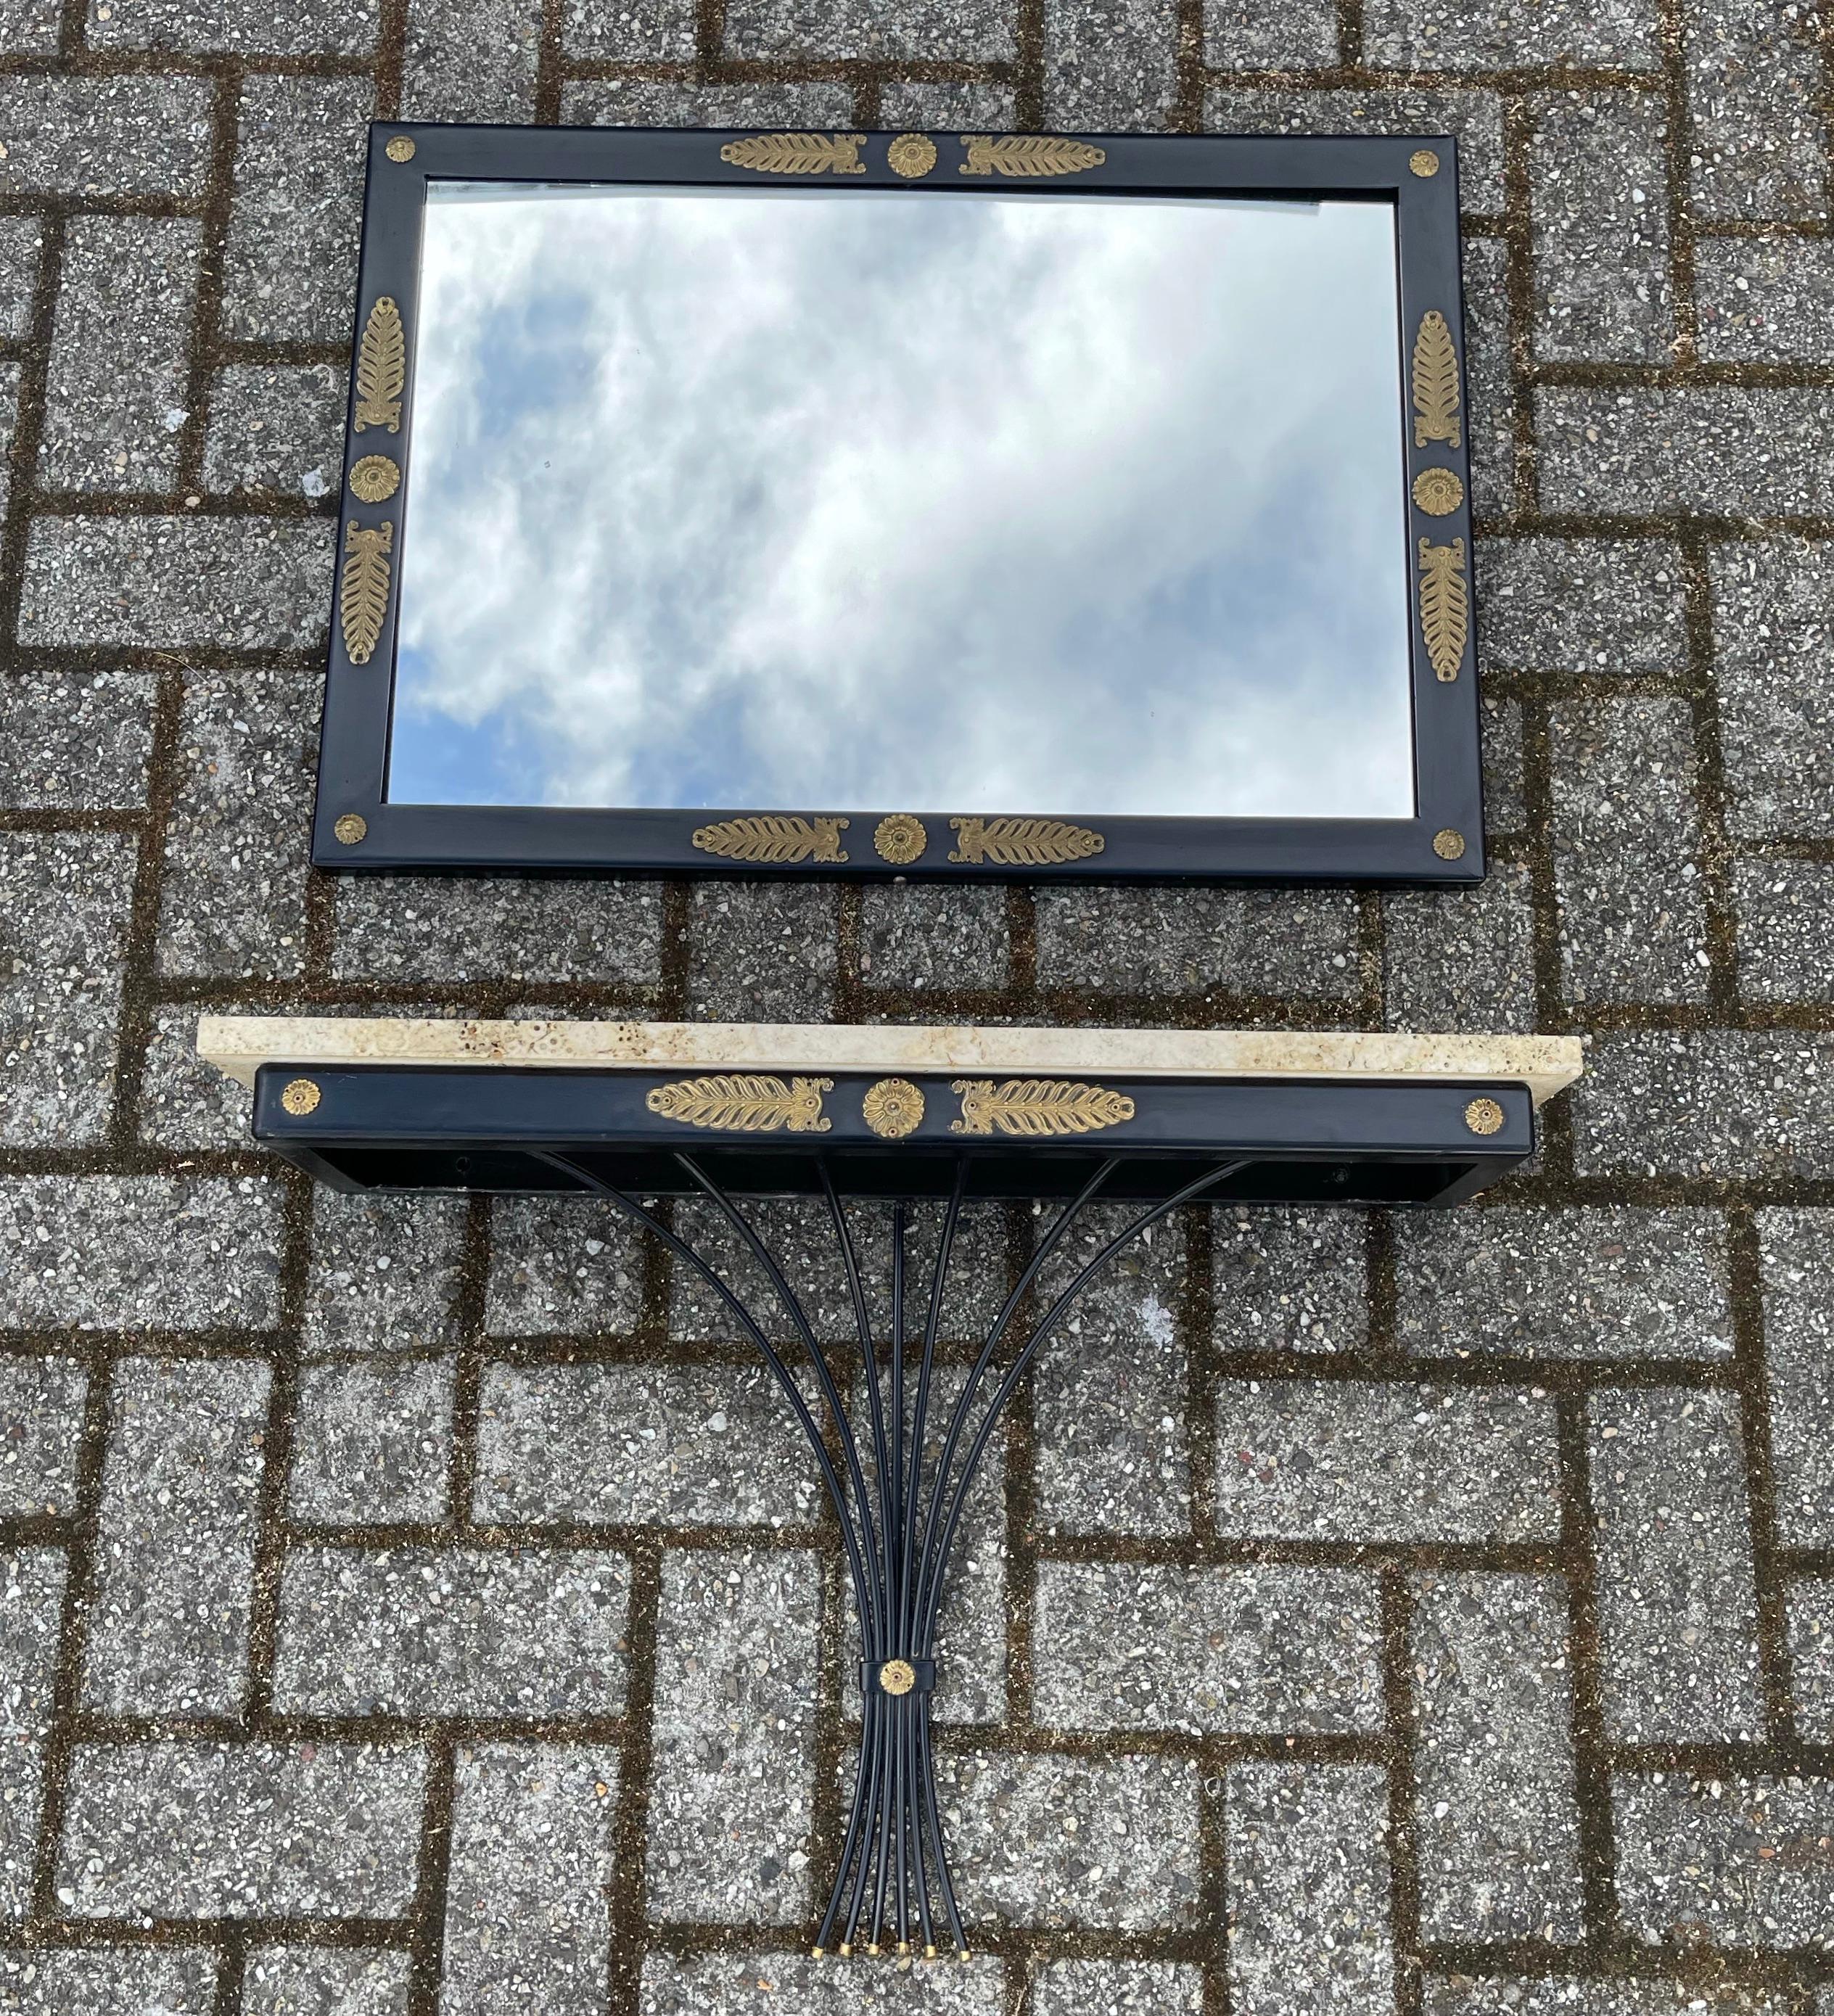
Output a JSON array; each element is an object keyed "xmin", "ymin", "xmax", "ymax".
[{"xmin": 313, "ymin": 122, "xmax": 1482, "ymax": 884}]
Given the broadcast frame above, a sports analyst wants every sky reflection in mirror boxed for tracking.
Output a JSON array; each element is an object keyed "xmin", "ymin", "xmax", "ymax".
[{"xmin": 387, "ymin": 181, "xmax": 1415, "ymax": 818}]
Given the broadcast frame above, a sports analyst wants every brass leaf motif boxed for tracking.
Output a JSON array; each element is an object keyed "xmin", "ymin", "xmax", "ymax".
[
  {"xmin": 646, "ymin": 1074, "xmax": 833, "ymax": 1132},
  {"xmin": 1418, "ymin": 536, "xmax": 1468, "ymax": 683},
  {"xmin": 950, "ymin": 1078, "xmax": 1135, "ymax": 1137},
  {"xmin": 1411, "ymin": 310, "xmax": 1461, "ymax": 450},
  {"xmin": 340, "ymin": 519, "xmax": 393, "ymax": 665},
  {"xmin": 691, "ymin": 815, "xmax": 850, "ymax": 864},
  {"xmin": 948, "ymin": 817, "xmax": 1105, "ymax": 865},
  {"xmin": 354, "ymin": 297, "xmax": 406, "ymax": 433},
  {"xmin": 720, "ymin": 133, "xmax": 867, "ymax": 175},
  {"xmin": 960, "ymin": 134, "xmax": 1106, "ymax": 177}
]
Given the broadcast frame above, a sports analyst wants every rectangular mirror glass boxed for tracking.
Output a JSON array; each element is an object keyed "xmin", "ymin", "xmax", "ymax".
[{"xmin": 387, "ymin": 181, "xmax": 1414, "ymax": 820}]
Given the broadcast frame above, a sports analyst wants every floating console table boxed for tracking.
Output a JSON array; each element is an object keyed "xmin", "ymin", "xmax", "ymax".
[{"xmin": 202, "ymin": 1016, "xmax": 1581, "ymax": 1961}]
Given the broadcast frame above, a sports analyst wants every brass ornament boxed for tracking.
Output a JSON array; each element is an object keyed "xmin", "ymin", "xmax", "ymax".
[
  {"xmin": 333, "ymin": 812, "xmax": 367, "ymax": 845},
  {"xmin": 1409, "ymin": 148, "xmax": 1439, "ymax": 177},
  {"xmin": 1464, "ymin": 1096, "xmax": 1505, "ymax": 1136},
  {"xmin": 874, "ymin": 814, "xmax": 927, "ymax": 864},
  {"xmin": 960, "ymin": 134, "xmax": 1106, "ymax": 177},
  {"xmin": 948, "ymin": 816, "xmax": 1103, "ymax": 866},
  {"xmin": 1411, "ymin": 466, "xmax": 1463, "ymax": 517},
  {"xmin": 354, "ymin": 296, "xmax": 406, "ymax": 433},
  {"xmin": 348, "ymin": 454, "xmax": 400, "ymax": 503},
  {"xmin": 888, "ymin": 133, "xmax": 938, "ymax": 178},
  {"xmin": 1418, "ymin": 536, "xmax": 1468, "ymax": 683},
  {"xmin": 280, "ymin": 1078, "xmax": 321, "ymax": 1116},
  {"xmin": 691, "ymin": 815, "xmax": 850, "ymax": 864},
  {"xmin": 863, "ymin": 1078, "xmax": 925, "ymax": 1138},
  {"xmin": 340, "ymin": 519, "xmax": 394, "ymax": 665},
  {"xmin": 720, "ymin": 132, "xmax": 867, "ymax": 175},
  {"xmin": 1433, "ymin": 827, "xmax": 1466, "ymax": 860},
  {"xmin": 1411, "ymin": 310, "xmax": 1461, "ymax": 450},
  {"xmin": 879, "ymin": 1658, "xmax": 917, "ymax": 1696},
  {"xmin": 385, "ymin": 135, "xmax": 416, "ymax": 162},
  {"xmin": 646, "ymin": 1074, "xmax": 833, "ymax": 1132},
  {"xmin": 951, "ymin": 1078, "xmax": 1135, "ymax": 1137}
]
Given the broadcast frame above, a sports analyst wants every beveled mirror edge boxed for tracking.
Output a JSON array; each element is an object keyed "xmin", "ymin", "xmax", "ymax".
[{"xmin": 312, "ymin": 123, "xmax": 1483, "ymax": 885}]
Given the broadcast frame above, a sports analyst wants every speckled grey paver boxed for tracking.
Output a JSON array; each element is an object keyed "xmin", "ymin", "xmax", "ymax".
[
  {"xmin": 1681, "ymin": 0, "xmax": 1825, "ymax": 220},
  {"xmin": 1365, "ymin": 0, "xmax": 1658, "ymax": 67},
  {"xmin": 0, "ymin": 1949, "xmax": 218, "ymax": 2013},
  {"xmin": 1529, "ymin": 94, "xmax": 1673, "ymax": 363},
  {"xmin": 645, "ymin": 1548, "xmax": 819, "ymax": 1924},
  {"xmin": 40, "ymin": 217, "xmax": 201, "ymax": 493},
  {"xmin": 0, "ymin": 1547, "xmax": 66, "ymax": 1914},
  {"xmin": 726, "ymin": 0, "xmax": 1012, "ymax": 59},
  {"xmin": 941, "ymin": 1748, "xmax": 1200, "ymax": 1931},
  {"xmin": 334, "ymin": 876, "xmax": 663, "ymax": 985},
  {"xmin": 0, "ymin": 218, "xmax": 43, "ymax": 338},
  {"xmin": 1756, "ymin": 1209, "xmax": 1834, "ymax": 1547},
  {"xmin": 1383, "ymin": 863, "xmax": 1537, "ymax": 1033},
  {"xmin": 1034, "ymin": 1960, "xmax": 1203, "ymax": 2016},
  {"xmin": 221, "ymin": 75, "xmax": 374, "ymax": 344},
  {"xmin": 1426, "ymin": 1979, "xmax": 1792, "ymax": 2015},
  {"xmin": 1614, "ymin": 1771, "xmax": 1834, "ymax": 1947},
  {"xmin": 273, "ymin": 1547, "xmax": 630, "ymax": 1716},
  {"xmin": 0, "ymin": 669, "xmax": 155, "ymax": 810},
  {"xmin": 89, "ymin": 0, "xmax": 378, "ymax": 52},
  {"xmin": 485, "ymin": 1195, "xmax": 645, "ymax": 1337},
  {"xmin": 862, "ymin": 884, "xmax": 1010, "ymax": 997},
  {"xmin": 1588, "ymin": 1387, "xmax": 1763, "ymax": 1743},
  {"xmin": 0, "ymin": 74, "xmax": 214, "ymax": 196},
  {"xmin": 82, "ymin": 1356, "xmax": 269, "ymax": 1716},
  {"xmin": 1477, "ymin": 538, "xmax": 1687, "ymax": 675},
  {"xmin": 57, "ymin": 1741, "xmax": 427, "ymax": 1918},
  {"xmin": 0, "ymin": 1355, "xmax": 86, "ymax": 1517},
  {"xmin": 1788, "ymin": 1579, "xmax": 1834, "ymax": 1743},
  {"xmin": 638, "ymin": 1952, "xmax": 1006, "ymax": 2012},
  {"xmin": 402, "ymin": 0, "xmax": 541, "ymax": 120},
  {"xmin": 688, "ymin": 881, "xmax": 837, "ymax": 1022},
  {"xmin": 1551, "ymin": 697, "xmax": 1709, "ymax": 1005},
  {"xmin": 1037, "ymin": 887, "xmax": 1360, "ymax": 1001},
  {"xmin": 1045, "ymin": 0, "xmax": 1178, "ymax": 129},
  {"xmin": 558, "ymin": 0, "xmax": 694, "ymax": 57},
  {"xmin": 203, "ymin": 364, "xmax": 344, "ymax": 500},
  {"xmin": 1034, "ymin": 1562, "xmax": 1383, "ymax": 1733},
  {"xmin": 562, "ymin": 80, "xmax": 855, "ymax": 127},
  {"xmin": 442, "ymin": 1745, "xmax": 617, "ymax": 2013},
  {"xmin": 1226, "ymin": 1762, "xmax": 1394, "ymax": 2015},
  {"xmin": 1712, "ymin": 542, "xmax": 1834, "ymax": 839},
  {"xmin": 1573, "ymin": 1031, "xmax": 1834, "ymax": 1180},
  {"xmin": 474, "ymin": 1360, "xmax": 817, "ymax": 1529},
  {"xmin": 1213, "ymin": 1206, "xmax": 1368, "ymax": 1355},
  {"xmin": 1033, "ymin": 1212, "xmax": 1189, "ymax": 1535},
  {"xmin": 242, "ymin": 1946, "xmax": 411, "ymax": 2015},
  {"xmin": 1538, "ymin": 387, "xmax": 1834, "ymax": 517},
  {"xmin": 1733, "ymin": 859, "xmax": 1834, "ymax": 1002},
  {"xmin": 878, "ymin": 83, "xmax": 1017, "ymax": 129},
  {"xmin": 17, "ymin": 517, "xmax": 332, "ymax": 650},
  {"xmin": 1463, "ymin": 239, "xmax": 1516, "ymax": 519},
  {"xmin": 1697, "ymin": 236, "xmax": 1834, "ymax": 362},
  {"xmin": 0, "ymin": 831, "xmax": 135, "ymax": 1148},
  {"xmin": 1205, "ymin": 0, "xmax": 1335, "ymax": 67},
  {"xmin": 0, "ymin": 1176, "xmax": 283, "ymax": 1330},
  {"xmin": 1410, "ymin": 1571, "xmax": 1583, "ymax": 1943},
  {"xmin": 288, "ymin": 1359, "xmax": 455, "ymax": 1527},
  {"xmin": 156, "ymin": 670, "xmax": 317, "ymax": 980},
  {"xmin": 303, "ymin": 1188, "xmax": 471, "ymax": 1357},
  {"xmin": 1216, "ymin": 1379, "xmax": 1562, "ymax": 1542},
  {"xmin": 1394, "ymin": 1206, "xmax": 1732, "ymax": 1361}
]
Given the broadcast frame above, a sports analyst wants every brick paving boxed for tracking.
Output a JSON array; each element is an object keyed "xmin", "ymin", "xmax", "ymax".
[{"xmin": 0, "ymin": 0, "xmax": 1831, "ymax": 2009}]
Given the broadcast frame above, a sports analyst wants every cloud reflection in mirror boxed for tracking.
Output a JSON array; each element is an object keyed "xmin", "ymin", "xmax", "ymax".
[{"xmin": 387, "ymin": 181, "xmax": 1415, "ymax": 819}]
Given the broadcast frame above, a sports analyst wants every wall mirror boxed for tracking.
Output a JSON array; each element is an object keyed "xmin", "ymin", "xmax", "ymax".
[{"xmin": 315, "ymin": 125, "xmax": 1481, "ymax": 880}]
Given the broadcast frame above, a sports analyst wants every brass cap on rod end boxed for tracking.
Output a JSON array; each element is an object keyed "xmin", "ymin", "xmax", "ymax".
[
  {"xmin": 865, "ymin": 1943, "xmax": 881, "ymax": 1957},
  {"xmin": 838, "ymin": 1943, "xmax": 852, "ymax": 1957},
  {"xmin": 810, "ymin": 1946, "xmax": 823, "ymax": 1959},
  {"xmin": 958, "ymin": 1949, "xmax": 973, "ymax": 1962},
  {"xmin": 897, "ymin": 1941, "xmax": 911, "ymax": 1954},
  {"xmin": 924, "ymin": 1944, "xmax": 938, "ymax": 1959}
]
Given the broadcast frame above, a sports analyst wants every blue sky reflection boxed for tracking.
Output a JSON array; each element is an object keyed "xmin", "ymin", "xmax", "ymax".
[{"xmin": 389, "ymin": 181, "xmax": 1415, "ymax": 818}]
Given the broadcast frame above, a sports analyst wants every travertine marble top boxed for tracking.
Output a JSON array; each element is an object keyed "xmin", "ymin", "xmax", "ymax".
[{"xmin": 198, "ymin": 1016, "xmax": 1585, "ymax": 1108}]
